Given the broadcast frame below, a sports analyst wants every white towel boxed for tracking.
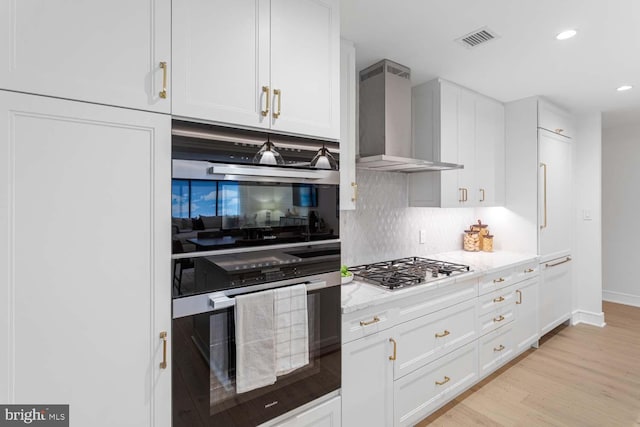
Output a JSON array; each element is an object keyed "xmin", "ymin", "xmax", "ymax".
[
  {"xmin": 235, "ymin": 290, "xmax": 276, "ymax": 394},
  {"xmin": 274, "ymin": 284, "xmax": 309, "ymax": 375}
]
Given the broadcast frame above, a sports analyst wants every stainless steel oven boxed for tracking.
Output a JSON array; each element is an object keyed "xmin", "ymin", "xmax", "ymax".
[{"xmin": 170, "ymin": 122, "xmax": 341, "ymax": 426}]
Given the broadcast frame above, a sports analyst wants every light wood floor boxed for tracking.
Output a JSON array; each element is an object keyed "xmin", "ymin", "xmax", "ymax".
[{"xmin": 417, "ymin": 302, "xmax": 640, "ymax": 427}]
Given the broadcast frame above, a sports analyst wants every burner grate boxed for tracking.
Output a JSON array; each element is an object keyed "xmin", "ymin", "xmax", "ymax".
[{"xmin": 349, "ymin": 257, "xmax": 470, "ymax": 290}]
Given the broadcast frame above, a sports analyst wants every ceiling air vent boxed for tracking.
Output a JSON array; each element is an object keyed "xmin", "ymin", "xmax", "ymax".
[{"xmin": 456, "ymin": 27, "xmax": 500, "ymax": 48}]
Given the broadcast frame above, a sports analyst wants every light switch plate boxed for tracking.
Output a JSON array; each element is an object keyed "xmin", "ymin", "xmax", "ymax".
[
  {"xmin": 419, "ymin": 229, "xmax": 427, "ymax": 244},
  {"xmin": 583, "ymin": 209, "xmax": 592, "ymax": 221}
]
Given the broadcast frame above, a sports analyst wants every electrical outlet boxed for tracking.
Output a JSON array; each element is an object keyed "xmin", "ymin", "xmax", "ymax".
[
  {"xmin": 583, "ymin": 209, "xmax": 592, "ymax": 221},
  {"xmin": 419, "ymin": 230, "xmax": 427, "ymax": 244}
]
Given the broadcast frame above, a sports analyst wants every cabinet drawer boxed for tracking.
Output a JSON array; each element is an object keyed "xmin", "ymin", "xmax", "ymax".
[
  {"xmin": 477, "ymin": 287, "xmax": 516, "ymax": 316},
  {"xmin": 394, "ymin": 298, "xmax": 477, "ymax": 379},
  {"xmin": 478, "ymin": 304, "xmax": 515, "ymax": 336},
  {"xmin": 479, "ymin": 325, "xmax": 514, "ymax": 378},
  {"xmin": 479, "ymin": 268, "xmax": 513, "ymax": 295},
  {"xmin": 394, "ymin": 341, "xmax": 478, "ymax": 427},
  {"xmin": 511, "ymin": 260, "xmax": 539, "ymax": 283},
  {"xmin": 342, "ymin": 308, "xmax": 395, "ymax": 344}
]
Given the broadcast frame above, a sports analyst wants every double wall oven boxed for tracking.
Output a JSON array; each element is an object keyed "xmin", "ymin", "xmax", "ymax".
[{"xmin": 170, "ymin": 122, "xmax": 341, "ymax": 426}]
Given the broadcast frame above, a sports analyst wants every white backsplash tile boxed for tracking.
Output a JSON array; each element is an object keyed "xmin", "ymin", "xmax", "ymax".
[{"xmin": 340, "ymin": 169, "xmax": 477, "ymax": 266}]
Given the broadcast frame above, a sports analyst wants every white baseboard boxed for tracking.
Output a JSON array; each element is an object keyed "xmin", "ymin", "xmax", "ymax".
[
  {"xmin": 603, "ymin": 290, "xmax": 640, "ymax": 308},
  {"xmin": 571, "ymin": 310, "xmax": 606, "ymax": 327}
]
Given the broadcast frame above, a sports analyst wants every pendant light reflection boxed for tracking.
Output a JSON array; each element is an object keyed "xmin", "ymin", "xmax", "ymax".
[
  {"xmin": 253, "ymin": 135, "xmax": 284, "ymax": 165},
  {"xmin": 310, "ymin": 145, "xmax": 338, "ymax": 170}
]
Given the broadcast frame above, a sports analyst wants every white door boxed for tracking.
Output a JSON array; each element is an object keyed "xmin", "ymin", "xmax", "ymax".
[
  {"xmin": 270, "ymin": 0, "xmax": 340, "ymax": 139},
  {"xmin": 0, "ymin": 91, "xmax": 171, "ymax": 427},
  {"xmin": 438, "ymin": 82, "xmax": 462, "ymax": 207},
  {"xmin": 172, "ymin": 0, "xmax": 270, "ymax": 128},
  {"xmin": 342, "ymin": 333, "xmax": 394, "ymax": 427},
  {"xmin": 475, "ymin": 96, "xmax": 505, "ymax": 206},
  {"xmin": 538, "ymin": 129, "xmax": 573, "ymax": 258},
  {"xmin": 339, "ymin": 39, "xmax": 356, "ymax": 210},
  {"xmin": 456, "ymin": 88, "xmax": 476, "ymax": 206},
  {"xmin": 513, "ymin": 277, "xmax": 539, "ymax": 354},
  {"xmin": 0, "ymin": 0, "xmax": 171, "ymax": 113},
  {"xmin": 539, "ymin": 257, "xmax": 572, "ymax": 336}
]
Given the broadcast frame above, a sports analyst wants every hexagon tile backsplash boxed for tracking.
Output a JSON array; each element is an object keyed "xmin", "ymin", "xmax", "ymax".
[{"xmin": 340, "ymin": 169, "xmax": 477, "ymax": 266}]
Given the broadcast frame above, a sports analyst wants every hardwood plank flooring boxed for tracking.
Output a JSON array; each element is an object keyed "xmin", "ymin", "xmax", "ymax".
[{"xmin": 417, "ymin": 302, "xmax": 640, "ymax": 426}]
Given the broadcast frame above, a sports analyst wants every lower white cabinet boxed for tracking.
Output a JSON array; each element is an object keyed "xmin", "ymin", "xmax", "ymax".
[
  {"xmin": 539, "ymin": 255, "xmax": 572, "ymax": 336},
  {"xmin": 513, "ymin": 277, "xmax": 539, "ymax": 353},
  {"xmin": 274, "ymin": 396, "xmax": 341, "ymax": 427},
  {"xmin": 394, "ymin": 341, "xmax": 478, "ymax": 427},
  {"xmin": 0, "ymin": 90, "xmax": 171, "ymax": 426},
  {"xmin": 342, "ymin": 333, "xmax": 394, "ymax": 427},
  {"xmin": 478, "ymin": 325, "xmax": 514, "ymax": 378}
]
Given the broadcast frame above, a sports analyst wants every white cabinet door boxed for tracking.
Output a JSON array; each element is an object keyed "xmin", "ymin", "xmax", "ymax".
[
  {"xmin": 475, "ymin": 96, "xmax": 505, "ymax": 206},
  {"xmin": 478, "ymin": 325, "xmax": 514, "ymax": 378},
  {"xmin": 539, "ymin": 256, "xmax": 572, "ymax": 336},
  {"xmin": 342, "ymin": 333, "xmax": 394, "ymax": 427},
  {"xmin": 0, "ymin": 0, "xmax": 171, "ymax": 113},
  {"xmin": 513, "ymin": 277, "xmax": 539, "ymax": 354},
  {"xmin": 539, "ymin": 129, "xmax": 573, "ymax": 258},
  {"xmin": 270, "ymin": 0, "xmax": 339, "ymax": 139},
  {"xmin": 0, "ymin": 91, "xmax": 171, "ymax": 426},
  {"xmin": 171, "ymin": 0, "xmax": 270, "ymax": 129},
  {"xmin": 456, "ymin": 87, "xmax": 476, "ymax": 206},
  {"xmin": 339, "ymin": 39, "xmax": 357, "ymax": 210}
]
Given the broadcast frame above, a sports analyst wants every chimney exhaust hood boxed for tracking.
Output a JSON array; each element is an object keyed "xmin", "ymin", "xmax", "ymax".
[{"xmin": 357, "ymin": 59, "xmax": 463, "ymax": 173}]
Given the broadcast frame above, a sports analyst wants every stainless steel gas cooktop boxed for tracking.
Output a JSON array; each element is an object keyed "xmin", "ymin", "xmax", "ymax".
[{"xmin": 348, "ymin": 257, "xmax": 471, "ymax": 290}]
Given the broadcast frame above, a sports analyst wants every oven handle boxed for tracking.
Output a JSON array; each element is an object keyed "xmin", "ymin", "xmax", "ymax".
[{"xmin": 209, "ymin": 280, "xmax": 327, "ymax": 311}]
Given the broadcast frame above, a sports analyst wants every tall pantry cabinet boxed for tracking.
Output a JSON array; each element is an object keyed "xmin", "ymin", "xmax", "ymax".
[
  {"xmin": 0, "ymin": 2, "xmax": 172, "ymax": 426},
  {"xmin": 505, "ymin": 97, "xmax": 573, "ymax": 336}
]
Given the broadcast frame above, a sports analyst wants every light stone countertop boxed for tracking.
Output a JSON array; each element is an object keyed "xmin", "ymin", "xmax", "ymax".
[{"xmin": 341, "ymin": 250, "xmax": 538, "ymax": 314}]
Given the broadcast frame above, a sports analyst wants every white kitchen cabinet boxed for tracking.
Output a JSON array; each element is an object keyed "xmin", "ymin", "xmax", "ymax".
[
  {"xmin": 0, "ymin": 91, "xmax": 171, "ymax": 426},
  {"xmin": 512, "ymin": 276, "xmax": 539, "ymax": 354},
  {"xmin": 339, "ymin": 38, "xmax": 357, "ymax": 210},
  {"xmin": 538, "ymin": 99, "xmax": 574, "ymax": 138},
  {"xmin": 342, "ymin": 333, "xmax": 394, "ymax": 427},
  {"xmin": 539, "ymin": 256, "xmax": 573, "ymax": 335},
  {"xmin": 478, "ymin": 325, "xmax": 514, "ymax": 378},
  {"xmin": 0, "ymin": 0, "xmax": 171, "ymax": 113},
  {"xmin": 273, "ymin": 396, "xmax": 341, "ymax": 427},
  {"xmin": 409, "ymin": 79, "xmax": 504, "ymax": 208},
  {"xmin": 172, "ymin": 0, "xmax": 339, "ymax": 140}
]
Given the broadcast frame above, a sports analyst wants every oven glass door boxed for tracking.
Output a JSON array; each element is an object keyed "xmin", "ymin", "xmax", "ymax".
[{"xmin": 172, "ymin": 284, "xmax": 341, "ymax": 426}]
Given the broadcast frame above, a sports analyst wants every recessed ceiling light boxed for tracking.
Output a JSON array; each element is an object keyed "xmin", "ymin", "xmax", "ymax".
[
  {"xmin": 556, "ymin": 29, "xmax": 577, "ymax": 40},
  {"xmin": 617, "ymin": 85, "xmax": 633, "ymax": 92}
]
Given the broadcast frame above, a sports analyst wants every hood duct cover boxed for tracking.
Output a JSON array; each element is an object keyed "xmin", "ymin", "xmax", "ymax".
[{"xmin": 357, "ymin": 59, "xmax": 463, "ymax": 173}]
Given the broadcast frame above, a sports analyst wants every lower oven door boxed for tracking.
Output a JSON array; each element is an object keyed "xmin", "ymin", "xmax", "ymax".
[{"xmin": 172, "ymin": 280, "xmax": 341, "ymax": 426}]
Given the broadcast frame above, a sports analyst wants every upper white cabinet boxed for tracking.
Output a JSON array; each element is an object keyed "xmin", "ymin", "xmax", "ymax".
[
  {"xmin": 0, "ymin": 0, "xmax": 171, "ymax": 113},
  {"xmin": 538, "ymin": 99, "xmax": 574, "ymax": 138},
  {"xmin": 340, "ymin": 39, "xmax": 357, "ymax": 210},
  {"xmin": 409, "ymin": 79, "xmax": 505, "ymax": 207},
  {"xmin": 0, "ymin": 90, "xmax": 171, "ymax": 426},
  {"xmin": 172, "ymin": 0, "xmax": 340, "ymax": 140}
]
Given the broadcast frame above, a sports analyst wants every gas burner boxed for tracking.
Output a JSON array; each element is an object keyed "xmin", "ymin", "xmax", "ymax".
[{"xmin": 349, "ymin": 257, "xmax": 470, "ymax": 290}]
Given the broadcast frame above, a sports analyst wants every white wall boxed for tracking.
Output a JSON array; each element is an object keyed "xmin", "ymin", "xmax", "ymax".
[
  {"xmin": 602, "ymin": 122, "xmax": 640, "ymax": 306},
  {"xmin": 573, "ymin": 113, "xmax": 604, "ymax": 323}
]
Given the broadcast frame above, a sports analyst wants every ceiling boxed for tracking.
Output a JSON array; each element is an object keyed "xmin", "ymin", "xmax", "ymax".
[{"xmin": 340, "ymin": 0, "xmax": 640, "ymax": 126}]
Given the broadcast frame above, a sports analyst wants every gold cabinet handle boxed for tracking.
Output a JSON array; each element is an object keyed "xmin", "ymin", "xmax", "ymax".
[
  {"xmin": 493, "ymin": 315, "xmax": 505, "ymax": 323},
  {"xmin": 479, "ymin": 188, "xmax": 485, "ymax": 202},
  {"xmin": 516, "ymin": 289, "xmax": 523, "ymax": 305},
  {"xmin": 351, "ymin": 182, "xmax": 358, "ymax": 202},
  {"xmin": 273, "ymin": 89, "xmax": 282, "ymax": 118},
  {"xmin": 463, "ymin": 188, "xmax": 468, "ymax": 201},
  {"xmin": 159, "ymin": 62, "xmax": 168, "ymax": 99},
  {"xmin": 493, "ymin": 296, "xmax": 505, "ymax": 303},
  {"xmin": 494, "ymin": 344, "xmax": 505, "ymax": 352},
  {"xmin": 359, "ymin": 316, "xmax": 380, "ymax": 327},
  {"xmin": 459, "ymin": 188, "xmax": 465, "ymax": 202},
  {"xmin": 540, "ymin": 162, "xmax": 547, "ymax": 229},
  {"xmin": 524, "ymin": 268, "xmax": 534, "ymax": 273},
  {"xmin": 159, "ymin": 331, "xmax": 168, "ymax": 369},
  {"xmin": 435, "ymin": 376, "xmax": 450, "ymax": 386},
  {"xmin": 555, "ymin": 128, "xmax": 564, "ymax": 134},
  {"xmin": 261, "ymin": 86, "xmax": 271, "ymax": 117},
  {"xmin": 435, "ymin": 330, "xmax": 450, "ymax": 338},
  {"xmin": 493, "ymin": 277, "xmax": 505, "ymax": 283},
  {"xmin": 389, "ymin": 338, "xmax": 397, "ymax": 361},
  {"xmin": 545, "ymin": 257, "xmax": 572, "ymax": 268}
]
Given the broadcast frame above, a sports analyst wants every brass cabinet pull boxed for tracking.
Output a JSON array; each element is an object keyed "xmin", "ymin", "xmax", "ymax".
[
  {"xmin": 273, "ymin": 89, "xmax": 282, "ymax": 118},
  {"xmin": 359, "ymin": 316, "xmax": 380, "ymax": 327},
  {"xmin": 463, "ymin": 188, "xmax": 468, "ymax": 201},
  {"xmin": 479, "ymin": 188, "xmax": 485, "ymax": 202},
  {"xmin": 524, "ymin": 268, "xmax": 534, "ymax": 273},
  {"xmin": 261, "ymin": 86, "xmax": 270, "ymax": 117},
  {"xmin": 159, "ymin": 62, "xmax": 168, "ymax": 99},
  {"xmin": 545, "ymin": 257, "xmax": 572, "ymax": 268},
  {"xmin": 516, "ymin": 289, "xmax": 523, "ymax": 305},
  {"xmin": 389, "ymin": 338, "xmax": 397, "ymax": 361},
  {"xmin": 555, "ymin": 128, "xmax": 564, "ymax": 134},
  {"xmin": 159, "ymin": 331, "xmax": 168, "ymax": 369},
  {"xmin": 435, "ymin": 330, "xmax": 450, "ymax": 338},
  {"xmin": 435, "ymin": 376, "xmax": 450, "ymax": 386},
  {"xmin": 458, "ymin": 188, "xmax": 465, "ymax": 202},
  {"xmin": 493, "ymin": 296, "xmax": 505, "ymax": 303},
  {"xmin": 493, "ymin": 315, "xmax": 505, "ymax": 323},
  {"xmin": 493, "ymin": 277, "xmax": 505, "ymax": 283},
  {"xmin": 351, "ymin": 182, "xmax": 358, "ymax": 202},
  {"xmin": 494, "ymin": 344, "xmax": 505, "ymax": 352},
  {"xmin": 540, "ymin": 162, "xmax": 548, "ymax": 229}
]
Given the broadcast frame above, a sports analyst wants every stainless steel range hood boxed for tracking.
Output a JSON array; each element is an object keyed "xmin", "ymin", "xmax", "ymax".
[{"xmin": 357, "ymin": 59, "xmax": 463, "ymax": 172}]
